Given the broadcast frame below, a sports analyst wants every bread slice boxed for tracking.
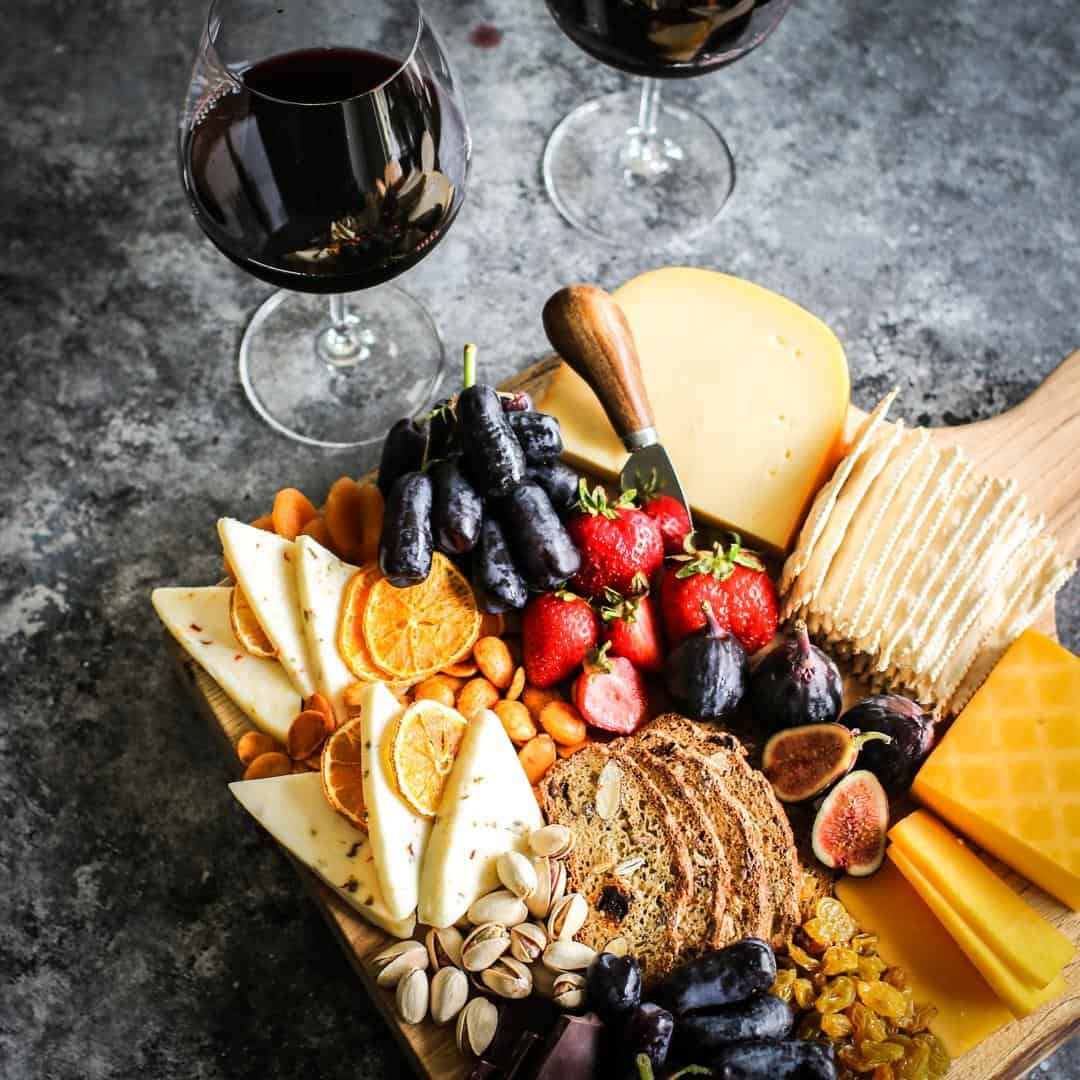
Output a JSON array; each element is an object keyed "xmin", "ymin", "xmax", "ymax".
[
  {"xmin": 634, "ymin": 728, "xmax": 773, "ymax": 943},
  {"xmin": 617, "ymin": 745, "xmax": 730, "ymax": 956},
  {"xmin": 538, "ymin": 744, "xmax": 692, "ymax": 985},
  {"xmin": 644, "ymin": 715, "xmax": 802, "ymax": 948}
]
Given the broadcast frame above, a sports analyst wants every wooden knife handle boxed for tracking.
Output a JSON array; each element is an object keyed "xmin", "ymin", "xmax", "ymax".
[{"xmin": 542, "ymin": 285, "xmax": 656, "ymax": 443}]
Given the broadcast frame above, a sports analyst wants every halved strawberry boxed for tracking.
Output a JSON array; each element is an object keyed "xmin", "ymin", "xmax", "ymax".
[
  {"xmin": 598, "ymin": 579, "xmax": 663, "ymax": 674},
  {"xmin": 572, "ymin": 643, "xmax": 648, "ymax": 734}
]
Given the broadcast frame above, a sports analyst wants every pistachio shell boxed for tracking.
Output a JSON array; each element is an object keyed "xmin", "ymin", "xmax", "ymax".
[
  {"xmin": 542, "ymin": 940, "xmax": 597, "ymax": 972},
  {"xmin": 509, "ymin": 921, "xmax": 547, "ymax": 964},
  {"xmin": 461, "ymin": 922, "xmax": 511, "ymax": 972},
  {"xmin": 430, "ymin": 966, "xmax": 469, "ymax": 1026},
  {"xmin": 497, "ymin": 850, "xmax": 539, "ymax": 899},
  {"xmin": 547, "ymin": 893, "xmax": 588, "ymax": 942},
  {"xmin": 456, "ymin": 996, "xmax": 498, "ymax": 1058},
  {"xmin": 552, "ymin": 971, "xmax": 587, "ymax": 1010},
  {"xmin": 529, "ymin": 824, "xmax": 575, "ymax": 860},
  {"xmin": 426, "ymin": 925, "xmax": 464, "ymax": 971},
  {"xmin": 373, "ymin": 939, "xmax": 429, "ymax": 988},
  {"xmin": 480, "ymin": 955, "xmax": 532, "ymax": 1000},
  {"xmin": 395, "ymin": 968, "xmax": 429, "ymax": 1025},
  {"xmin": 467, "ymin": 889, "xmax": 529, "ymax": 928}
]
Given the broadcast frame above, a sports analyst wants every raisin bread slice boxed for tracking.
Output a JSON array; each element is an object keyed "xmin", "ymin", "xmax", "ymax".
[
  {"xmin": 617, "ymin": 745, "xmax": 731, "ymax": 957},
  {"xmin": 538, "ymin": 744, "xmax": 692, "ymax": 986}
]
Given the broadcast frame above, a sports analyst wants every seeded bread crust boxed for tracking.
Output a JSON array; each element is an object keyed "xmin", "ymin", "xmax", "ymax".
[
  {"xmin": 538, "ymin": 744, "xmax": 693, "ymax": 986},
  {"xmin": 646, "ymin": 715, "xmax": 802, "ymax": 948},
  {"xmin": 618, "ymin": 745, "xmax": 731, "ymax": 956}
]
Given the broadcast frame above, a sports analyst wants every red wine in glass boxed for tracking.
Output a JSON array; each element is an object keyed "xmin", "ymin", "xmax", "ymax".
[{"xmin": 183, "ymin": 46, "xmax": 466, "ymax": 294}]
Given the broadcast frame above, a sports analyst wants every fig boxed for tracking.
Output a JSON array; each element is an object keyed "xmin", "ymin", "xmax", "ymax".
[
  {"xmin": 748, "ymin": 620, "xmax": 843, "ymax": 733},
  {"xmin": 762, "ymin": 723, "xmax": 891, "ymax": 803},
  {"xmin": 839, "ymin": 694, "xmax": 936, "ymax": 796},
  {"xmin": 811, "ymin": 769, "xmax": 889, "ymax": 877},
  {"xmin": 664, "ymin": 601, "xmax": 748, "ymax": 720}
]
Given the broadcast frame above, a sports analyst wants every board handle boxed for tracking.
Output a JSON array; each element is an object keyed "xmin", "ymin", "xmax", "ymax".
[{"xmin": 542, "ymin": 285, "xmax": 656, "ymax": 449}]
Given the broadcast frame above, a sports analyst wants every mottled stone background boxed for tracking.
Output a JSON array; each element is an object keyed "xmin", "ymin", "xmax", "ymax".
[{"xmin": 2, "ymin": 0, "xmax": 1078, "ymax": 1076}]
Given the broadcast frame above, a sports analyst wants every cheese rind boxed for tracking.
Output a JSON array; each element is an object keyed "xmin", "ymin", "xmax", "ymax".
[
  {"xmin": 418, "ymin": 709, "xmax": 542, "ymax": 928},
  {"xmin": 152, "ymin": 586, "xmax": 300, "ymax": 742},
  {"xmin": 539, "ymin": 268, "xmax": 850, "ymax": 555},
  {"xmin": 358, "ymin": 682, "xmax": 430, "ymax": 921},
  {"xmin": 890, "ymin": 811, "xmax": 1074, "ymax": 990},
  {"xmin": 887, "ymin": 844, "xmax": 1066, "ymax": 1019},
  {"xmin": 294, "ymin": 535, "xmax": 359, "ymax": 727},
  {"xmin": 912, "ymin": 629, "xmax": 1080, "ymax": 909},
  {"xmin": 836, "ymin": 860, "xmax": 1012, "ymax": 1057},
  {"xmin": 229, "ymin": 772, "xmax": 415, "ymax": 938},
  {"xmin": 218, "ymin": 518, "xmax": 315, "ymax": 697}
]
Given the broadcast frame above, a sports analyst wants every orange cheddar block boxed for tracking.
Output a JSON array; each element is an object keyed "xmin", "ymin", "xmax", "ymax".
[
  {"xmin": 539, "ymin": 268, "xmax": 850, "ymax": 555},
  {"xmin": 912, "ymin": 629, "xmax": 1080, "ymax": 910},
  {"xmin": 890, "ymin": 811, "xmax": 1074, "ymax": 991},
  {"xmin": 836, "ymin": 860, "xmax": 1012, "ymax": 1057},
  {"xmin": 888, "ymin": 844, "xmax": 1067, "ymax": 1019}
]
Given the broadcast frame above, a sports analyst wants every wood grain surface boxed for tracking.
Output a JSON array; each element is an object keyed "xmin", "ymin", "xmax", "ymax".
[{"xmin": 169, "ymin": 348, "xmax": 1080, "ymax": 1080}]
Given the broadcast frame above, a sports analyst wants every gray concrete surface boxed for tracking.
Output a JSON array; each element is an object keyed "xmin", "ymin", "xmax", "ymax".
[{"xmin": 2, "ymin": 0, "xmax": 1077, "ymax": 1076}]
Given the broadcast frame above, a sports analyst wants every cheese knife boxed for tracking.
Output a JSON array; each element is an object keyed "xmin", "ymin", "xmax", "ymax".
[{"xmin": 542, "ymin": 284, "xmax": 693, "ymax": 525}]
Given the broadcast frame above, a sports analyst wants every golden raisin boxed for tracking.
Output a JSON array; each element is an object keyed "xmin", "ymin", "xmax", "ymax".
[
  {"xmin": 852, "ymin": 932, "xmax": 879, "ymax": 955},
  {"xmin": 857, "ymin": 955, "xmax": 888, "ymax": 982},
  {"xmin": 915, "ymin": 1033, "xmax": 949, "ymax": 1078},
  {"xmin": 793, "ymin": 978, "xmax": 816, "ymax": 1010},
  {"xmin": 788, "ymin": 942, "xmax": 821, "ymax": 971},
  {"xmin": 821, "ymin": 1012, "xmax": 853, "ymax": 1039},
  {"xmin": 858, "ymin": 980, "xmax": 907, "ymax": 1020},
  {"xmin": 850, "ymin": 1002, "xmax": 888, "ymax": 1044},
  {"xmin": 770, "ymin": 968, "xmax": 796, "ymax": 1002},
  {"xmin": 872, "ymin": 1066, "xmax": 896, "ymax": 1080},
  {"xmin": 897, "ymin": 1039, "xmax": 931, "ymax": 1080},
  {"xmin": 823, "ymin": 946, "xmax": 860, "ymax": 975},
  {"xmin": 816, "ymin": 976, "xmax": 856, "ymax": 1014},
  {"xmin": 883, "ymin": 967, "xmax": 911, "ymax": 991}
]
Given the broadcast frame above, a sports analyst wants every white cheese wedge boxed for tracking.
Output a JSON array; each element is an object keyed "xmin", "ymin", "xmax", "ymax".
[
  {"xmin": 152, "ymin": 586, "xmax": 300, "ymax": 742},
  {"xmin": 294, "ymin": 535, "xmax": 359, "ymax": 727},
  {"xmin": 358, "ymin": 682, "xmax": 431, "ymax": 921},
  {"xmin": 230, "ymin": 772, "xmax": 415, "ymax": 938},
  {"xmin": 419, "ymin": 709, "xmax": 542, "ymax": 928},
  {"xmin": 218, "ymin": 518, "xmax": 314, "ymax": 698}
]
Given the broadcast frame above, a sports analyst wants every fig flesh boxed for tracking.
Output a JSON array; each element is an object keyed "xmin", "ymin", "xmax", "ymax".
[
  {"xmin": 839, "ymin": 694, "xmax": 935, "ymax": 796},
  {"xmin": 762, "ymin": 723, "xmax": 891, "ymax": 803},
  {"xmin": 748, "ymin": 620, "xmax": 843, "ymax": 733},
  {"xmin": 811, "ymin": 770, "xmax": 889, "ymax": 876}
]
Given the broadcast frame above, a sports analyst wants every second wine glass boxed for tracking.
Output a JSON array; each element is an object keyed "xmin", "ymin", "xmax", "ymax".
[
  {"xmin": 542, "ymin": 0, "xmax": 794, "ymax": 245},
  {"xmin": 179, "ymin": 0, "xmax": 470, "ymax": 448}
]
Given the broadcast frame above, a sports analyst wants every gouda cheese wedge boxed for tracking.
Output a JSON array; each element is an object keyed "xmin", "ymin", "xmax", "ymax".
[{"xmin": 538, "ymin": 268, "xmax": 849, "ymax": 554}]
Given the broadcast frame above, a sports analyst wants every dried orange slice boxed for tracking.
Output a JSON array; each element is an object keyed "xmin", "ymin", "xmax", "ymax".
[
  {"xmin": 363, "ymin": 554, "xmax": 481, "ymax": 681},
  {"xmin": 390, "ymin": 700, "xmax": 468, "ymax": 818},
  {"xmin": 337, "ymin": 564, "xmax": 391, "ymax": 681},
  {"xmin": 229, "ymin": 585, "xmax": 277, "ymax": 658},
  {"xmin": 321, "ymin": 715, "xmax": 367, "ymax": 831}
]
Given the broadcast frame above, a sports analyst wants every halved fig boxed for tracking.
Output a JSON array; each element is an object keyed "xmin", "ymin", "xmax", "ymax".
[
  {"xmin": 762, "ymin": 723, "xmax": 891, "ymax": 803},
  {"xmin": 811, "ymin": 770, "xmax": 889, "ymax": 876}
]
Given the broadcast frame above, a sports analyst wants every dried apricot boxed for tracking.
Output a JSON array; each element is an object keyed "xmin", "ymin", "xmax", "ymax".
[
  {"xmin": 237, "ymin": 730, "xmax": 283, "ymax": 765},
  {"xmin": 443, "ymin": 659, "xmax": 479, "ymax": 678},
  {"xmin": 304, "ymin": 691, "xmax": 334, "ymax": 726},
  {"xmin": 473, "ymin": 636, "xmax": 514, "ymax": 689},
  {"xmin": 518, "ymin": 734, "xmax": 556, "ymax": 784},
  {"xmin": 456, "ymin": 677, "xmax": 500, "ymax": 721},
  {"xmin": 556, "ymin": 739, "xmax": 589, "ymax": 759},
  {"xmin": 243, "ymin": 751, "xmax": 293, "ymax": 780},
  {"xmin": 272, "ymin": 488, "xmax": 318, "ymax": 541},
  {"xmin": 505, "ymin": 666, "xmax": 526, "ymax": 701},
  {"xmin": 539, "ymin": 701, "xmax": 587, "ymax": 746},
  {"xmin": 286, "ymin": 709, "xmax": 333, "ymax": 761},
  {"xmin": 300, "ymin": 514, "xmax": 334, "ymax": 550},
  {"xmin": 413, "ymin": 675, "xmax": 458, "ymax": 709},
  {"xmin": 325, "ymin": 477, "xmax": 380, "ymax": 563},
  {"xmin": 493, "ymin": 700, "xmax": 536, "ymax": 745}
]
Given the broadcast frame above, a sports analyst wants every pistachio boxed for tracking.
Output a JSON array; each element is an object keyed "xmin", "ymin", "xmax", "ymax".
[
  {"xmin": 496, "ymin": 850, "xmax": 538, "ymax": 899},
  {"xmin": 603, "ymin": 936, "xmax": 629, "ymax": 957},
  {"xmin": 526, "ymin": 856, "xmax": 554, "ymax": 919},
  {"xmin": 395, "ymin": 968, "xmax": 429, "ymax": 1025},
  {"xmin": 542, "ymin": 940, "xmax": 597, "ymax": 972},
  {"xmin": 596, "ymin": 760, "xmax": 622, "ymax": 821},
  {"xmin": 430, "ymin": 965, "xmax": 469, "ymax": 1026},
  {"xmin": 456, "ymin": 996, "xmax": 498, "ymax": 1058},
  {"xmin": 467, "ymin": 889, "xmax": 529, "ymax": 928},
  {"xmin": 552, "ymin": 971, "xmax": 587, "ymax": 1010},
  {"xmin": 549, "ymin": 857, "xmax": 568, "ymax": 911},
  {"xmin": 372, "ymin": 939, "xmax": 428, "ymax": 988},
  {"xmin": 529, "ymin": 823, "xmax": 575, "ymax": 860},
  {"xmin": 461, "ymin": 922, "xmax": 511, "ymax": 972},
  {"xmin": 547, "ymin": 892, "xmax": 588, "ymax": 942},
  {"xmin": 426, "ymin": 925, "xmax": 464, "ymax": 971},
  {"xmin": 509, "ymin": 921, "xmax": 547, "ymax": 964},
  {"xmin": 530, "ymin": 962, "xmax": 559, "ymax": 1000},
  {"xmin": 481, "ymin": 955, "xmax": 532, "ymax": 1000}
]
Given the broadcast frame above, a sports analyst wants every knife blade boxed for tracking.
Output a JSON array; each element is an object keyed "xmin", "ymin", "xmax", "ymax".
[{"xmin": 542, "ymin": 284, "xmax": 693, "ymax": 525}]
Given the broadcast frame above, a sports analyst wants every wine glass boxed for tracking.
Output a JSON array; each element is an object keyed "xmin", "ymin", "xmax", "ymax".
[
  {"xmin": 179, "ymin": 0, "xmax": 470, "ymax": 448},
  {"xmin": 542, "ymin": 0, "xmax": 794, "ymax": 245}
]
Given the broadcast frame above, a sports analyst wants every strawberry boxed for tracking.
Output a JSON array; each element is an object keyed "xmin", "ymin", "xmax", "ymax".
[
  {"xmin": 659, "ymin": 534, "xmax": 778, "ymax": 654},
  {"xmin": 522, "ymin": 591, "xmax": 599, "ymax": 688},
  {"xmin": 599, "ymin": 582, "xmax": 663, "ymax": 674},
  {"xmin": 572, "ymin": 643, "xmax": 648, "ymax": 734},
  {"xmin": 637, "ymin": 471, "xmax": 692, "ymax": 555},
  {"xmin": 566, "ymin": 480, "xmax": 664, "ymax": 598}
]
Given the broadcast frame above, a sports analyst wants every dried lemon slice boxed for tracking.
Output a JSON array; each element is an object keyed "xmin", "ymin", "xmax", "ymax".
[
  {"xmin": 363, "ymin": 553, "xmax": 481, "ymax": 682},
  {"xmin": 321, "ymin": 714, "xmax": 367, "ymax": 831},
  {"xmin": 229, "ymin": 585, "xmax": 276, "ymax": 658},
  {"xmin": 337, "ymin": 564, "xmax": 390, "ymax": 681},
  {"xmin": 390, "ymin": 700, "xmax": 468, "ymax": 818}
]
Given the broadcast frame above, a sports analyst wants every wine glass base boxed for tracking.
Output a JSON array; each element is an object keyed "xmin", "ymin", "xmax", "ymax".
[
  {"xmin": 238, "ymin": 287, "xmax": 446, "ymax": 449},
  {"xmin": 542, "ymin": 89, "xmax": 735, "ymax": 246}
]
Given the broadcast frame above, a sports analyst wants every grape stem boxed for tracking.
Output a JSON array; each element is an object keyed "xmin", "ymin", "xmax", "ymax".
[{"xmin": 463, "ymin": 343, "xmax": 477, "ymax": 389}]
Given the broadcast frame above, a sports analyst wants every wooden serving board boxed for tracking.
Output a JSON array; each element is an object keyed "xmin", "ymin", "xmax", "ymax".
[{"xmin": 172, "ymin": 348, "xmax": 1080, "ymax": 1080}]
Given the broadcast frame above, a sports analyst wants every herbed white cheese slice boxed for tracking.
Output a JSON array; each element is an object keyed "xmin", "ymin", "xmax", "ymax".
[
  {"xmin": 294, "ymin": 535, "xmax": 358, "ymax": 727},
  {"xmin": 418, "ymin": 709, "xmax": 542, "ymax": 929},
  {"xmin": 358, "ymin": 682, "xmax": 431, "ymax": 921},
  {"xmin": 152, "ymin": 586, "xmax": 300, "ymax": 742},
  {"xmin": 230, "ymin": 772, "xmax": 415, "ymax": 938},
  {"xmin": 218, "ymin": 518, "xmax": 314, "ymax": 698}
]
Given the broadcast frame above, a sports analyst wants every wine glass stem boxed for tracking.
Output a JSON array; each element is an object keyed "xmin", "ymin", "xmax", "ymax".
[
  {"xmin": 317, "ymin": 292, "xmax": 372, "ymax": 368},
  {"xmin": 621, "ymin": 77, "xmax": 681, "ymax": 181}
]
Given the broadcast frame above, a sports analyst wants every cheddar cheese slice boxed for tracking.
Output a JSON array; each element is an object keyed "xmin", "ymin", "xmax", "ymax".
[
  {"xmin": 888, "ymin": 844, "xmax": 1067, "ymax": 1019},
  {"xmin": 912, "ymin": 629, "xmax": 1080, "ymax": 910},
  {"xmin": 539, "ymin": 268, "xmax": 850, "ymax": 555}
]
